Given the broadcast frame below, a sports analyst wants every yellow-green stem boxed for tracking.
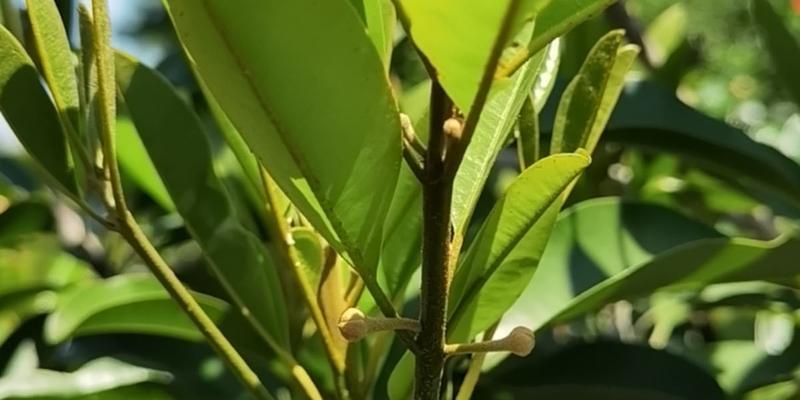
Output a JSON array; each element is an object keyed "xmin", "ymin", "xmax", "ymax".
[{"xmin": 259, "ymin": 167, "xmax": 347, "ymax": 400}]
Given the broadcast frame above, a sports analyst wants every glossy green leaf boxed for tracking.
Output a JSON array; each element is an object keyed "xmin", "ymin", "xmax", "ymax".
[
  {"xmin": 164, "ymin": 0, "xmax": 401, "ymax": 275},
  {"xmin": 511, "ymin": 198, "xmax": 800, "ymax": 332},
  {"xmin": 114, "ymin": 53, "xmax": 289, "ymax": 346},
  {"xmin": 448, "ymin": 152, "xmax": 590, "ymax": 341},
  {"xmin": 116, "ymin": 117, "xmax": 174, "ymax": 211},
  {"xmin": 399, "ymin": 0, "xmax": 548, "ymax": 110},
  {"xmin": 452, "ymin": 43, "xmax": 556, "ymax": 235},
  {"xmin": 0, "ymin": 357, "xmax": 171, "ymax": 398},
  {"xmin": 25, "ymin": 0, "xmax": 80, "ymax": 133},
  {"xmin": 44, "ymin": 275, "xmax": 228, "ymax": 344},
  {"xmin": 0, "ymin": 25, "xmax": 78, "ymax": 196},
  {"xmin": 752, "ymin": 0, "xmax": 800, "ymax": 105},
  {"xmin": 477, "ymin": 342, "xmax": 724, "ymax": 400},
  {"xmin": 551, "ymin": 30, "xmax": 639, "ymax": 154},
  {"xmin": 378, "ymin": 30, "xmax": 560, "ymax": 301},
  {"xmin": 544, "ymin": 81, "xmax": 800, "ymax": 211},
  {"xmin": 196, "ymin": 77, "xmax": 263, "ymax": 204}
]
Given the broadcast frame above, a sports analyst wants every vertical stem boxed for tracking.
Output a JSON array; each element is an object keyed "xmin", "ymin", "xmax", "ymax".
[
  {"xmin": 415, "ymin": 81, "xmax": 454, "ymax": 400},
  {"xmin": 259, "ymin": 167, "xmax": 344, "ymax": 400}
]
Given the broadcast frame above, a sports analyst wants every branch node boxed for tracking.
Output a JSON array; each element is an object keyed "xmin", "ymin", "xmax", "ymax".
[{"xmin": 337, "ymin": 307, "xmax": 420, "ymax": 342}]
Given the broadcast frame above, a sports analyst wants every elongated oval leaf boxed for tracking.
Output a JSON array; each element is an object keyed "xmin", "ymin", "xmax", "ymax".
[
  {"xmin": 114, "ymin": 53, "xmax": 289, "ymax": 346},
  {"xmin": 350, "ymin": 0, "xmax": 396, "ymax": 70},
  {"xmin": 399, "ymin": 0, "xmax": 547, "ymax": 110},
  {"xmin": 452, "ymin": 43, "xmax": 556, "ymax": 235},
  {"xmin": 752, "ymin": 0, "xmax": 800, "ymax": 105},
  {"xmin": 0, "ymin": 357, "xmax": 171, "ymax": 398},
  {"xmin": 448, "ymin": 152, "xmax": 590, "ymax": 341},
  {"xmin": 26, "ymin": 0, "xmax": 80, "ymax": 132},
  {"xmin": 510, "ymin": 198, "xmax": 800, "ymax": 332},
  {"xmin": 44, "ymin": 275, "xmax": 228, "ymax": 343},
  {"xmin": 551, "ymin": 30, "xmax": 639, "ymax": 154},
  {"xmin": 0, "ymin": 25, "xmax": 78, "ymax": 196},
  {"xmin": 115, "ymin": 117, "xmax": 174, "ymax": 210},
  {"xmin": 529, "ymin": 0, "xmax": 617, "ymax": 58},
  {"xmin": 163, "ymin": 0, "xmax": 401, "ymax": 275},
  {"xmin": 542, "ymin": 81, "xmax": 800, "ymax": 212}
]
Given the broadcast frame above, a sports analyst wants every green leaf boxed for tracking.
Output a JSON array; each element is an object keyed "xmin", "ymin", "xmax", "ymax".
[
  {"xmin": 115, "ymin": 117, "xmax": 174, "ymax": 211},
  {"xmin": 448, "ymin": 152, "xmax": 590, "ymax": 341},
  {"xmin": 752, "ymin": 0, "xmax": 800, "ymax": 105},
  {"xmin": 452, "ymin": 43, "xmax": 556, "ymax": 235},
  {"xmin": 0, "ymin": 200, "xmax": 53, "ymax": 246},
  {"xmin": 0, "ymin": 236, "xmax": 94, "ymax": 298},
  {"xmin": 544, "ymin": 81, "xmax": 800, "ymax": 212},
  {"xmin": 44, "ymin": 275, "xmax": 228, "ymax": 344},
  {"xmin": 0, "ymin": 25, "xmax": 78, "ymax": 196},
  {"xmin": 551, "ymin": 30, "xmax": 639, "ymax": 155},
  {"xmin": 293, "ymin": 227, "xmax": 324, "ymax": 291},
  {"xmin": 351, "ymin": 0, "xmax": 396, "ymax": 70},
  {"xmin": 0, "ymin": 292, "xmax": 58, "ymax": 345},
  {"xmin": 0, "ymin": 357, "xmax": 172, "ymax": 398},
  {"xmin": 163, "ymin": 0, "xmax": 401, "ymax": 275},
  {"xmin": 708, "ymin": 339, "xmax": 800, "ymax": 396},
  {"xmin": 25, "ymin": 0, "xmax": 80, "ymax": 133},
  {"xmin": 478, "ymin": 341, "xmax": 724, "ymax": 400},
  {"xmin": 515, "ymin": 96, "xmax": 540, "ymax": 168},
  {"xmin": 399, "ymin": 0, "xmax": 548, "ymax": 110},
  {"xmin": 114, "ymin": 53, "xmax": 289, "ymax": 346},
  {"xmin": 528, "ymin": 0, "xmax": 617, "ymax": 58},
  {"xmin": 510, "ymin": 198, "xmax": 800, "ymax": 332}
]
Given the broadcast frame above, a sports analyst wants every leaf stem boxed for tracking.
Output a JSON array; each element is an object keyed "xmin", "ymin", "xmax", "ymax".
[
  {"xmin": 453, "ymin": 323, "xmax": 498, "ymax": 400},
  {"xmin": 89, "ymin": 1, "xmax": 273, "ymax": 398},
  {"xmin": 259, "ymin": 167, "xmax": 345, "ymax": 399}
]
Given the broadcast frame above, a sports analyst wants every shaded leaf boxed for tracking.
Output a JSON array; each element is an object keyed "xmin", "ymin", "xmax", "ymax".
[
  {"xmin": 115, "ymin": 117, "xmax": 174, "ymax": 211},
  {"xmin": 752, "ymin": 0, "xmax": 800, "ymax": 105},
  {"xmin": 510, "ymin": 198, "xmax": 800, "ymax": 332},
  {"xmin": 551, "ymin": 30, "xmax": 639, "ymax": 155},
  {"xmin": 114, "ymin": 53, "xmax": 289, "ymax": 346},
  {"xmin": 478, "ymin": 341, "xmax": 724, "ymax": 400},
  {"xmin": 44, "ymin": 275, "xmax": 228, "ymax": 344},
  {"xmin": 0, "ymin": 291, "xmax": 58, "ymax": 345},
  {"xmin": 544, "ymin": 81, "xmax": 800, "ymax": 212},
  {"xmin": 0, "ymin": 25, "xmax": 78, "ymax": 196}
]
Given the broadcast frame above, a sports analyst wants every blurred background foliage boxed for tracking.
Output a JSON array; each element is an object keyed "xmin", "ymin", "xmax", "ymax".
[{"xmin": 1, "ymin": 0, "xmax": 800, "ymax": 399}]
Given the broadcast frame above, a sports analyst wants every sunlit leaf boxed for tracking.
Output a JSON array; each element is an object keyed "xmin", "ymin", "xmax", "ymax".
[
  {"xmin": 163, "ymin": 0, "xmax": 401, "ymax": 277},
  {"xmin": 44, "ymin": 275, "xmax": 228, "ymax": 343},
  {"xmin": 448, "ymin": 152, "xmax": 590, "ymax": 341}
]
